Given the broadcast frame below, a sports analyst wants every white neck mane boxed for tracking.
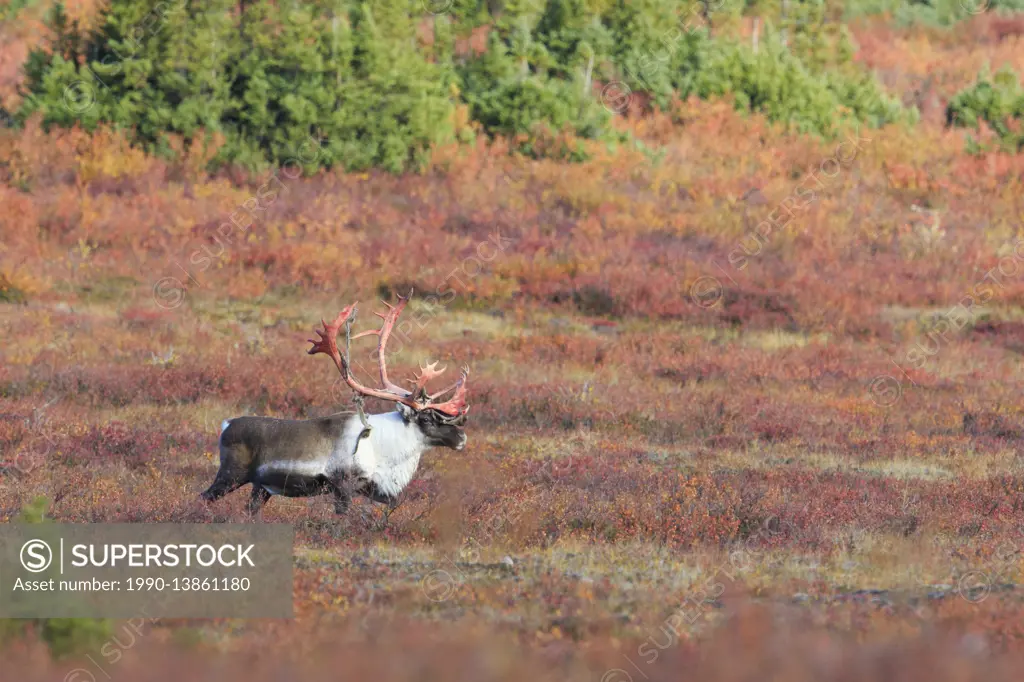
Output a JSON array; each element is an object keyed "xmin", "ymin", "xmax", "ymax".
[{"xmin": 333, "ymin": 410, "xmax": 429, "ymax": 498}]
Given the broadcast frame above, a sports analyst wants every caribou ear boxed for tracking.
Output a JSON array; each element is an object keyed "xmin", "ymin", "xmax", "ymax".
[{"xmin": 395, "ymin": 402, "xmax": 416, "ymax": 423}]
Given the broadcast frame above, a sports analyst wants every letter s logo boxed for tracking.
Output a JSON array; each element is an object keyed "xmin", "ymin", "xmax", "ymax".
[{"xmin": 20, "ymin": 539, "xmax": 52, "ymax": 573}]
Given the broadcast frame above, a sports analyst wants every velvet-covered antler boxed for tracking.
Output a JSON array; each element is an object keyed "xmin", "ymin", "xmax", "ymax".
[{"xmin": 308, "ymin": 291, "xmax": 470, "ymax": 419}]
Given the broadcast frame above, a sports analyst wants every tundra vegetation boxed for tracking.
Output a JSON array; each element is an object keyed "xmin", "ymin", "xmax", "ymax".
[{"xmin": 3, "ymin": 0, "xmax": 1024, "ymax": 680}]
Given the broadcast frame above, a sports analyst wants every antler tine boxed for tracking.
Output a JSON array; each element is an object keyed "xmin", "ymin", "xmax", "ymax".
[
  {"xmin": 307, "ymin": 302, "xmax": 358, "ymax": 375},
  {"xmin": 368, "ymin": 290, "xmax": 414, "ymax": 395},
  {"xmin": 425, "ymin": 366, "xmax": 470, "ymax": 418},
  {"xmin": 409, "ymin": 361, "xmax": 448, "ymax": 397},
  {"xmin": 426, "ymin": 365, "xmax": 469, "ymax": 401},
  {"xmin": 308, "ymin": 301, "xmax": 417, "ymax": 407}
]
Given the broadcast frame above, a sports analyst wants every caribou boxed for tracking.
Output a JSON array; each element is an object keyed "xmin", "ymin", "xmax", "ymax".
[{"xmin": 199, "ymin": 292, "xmax": 469, "ymax": 518}]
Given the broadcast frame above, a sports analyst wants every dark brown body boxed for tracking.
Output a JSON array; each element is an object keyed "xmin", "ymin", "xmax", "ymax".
[
  {"xmin": 200, "ymin": 407, "xmax": 464, "ymax": 517},
  {"xmin": 200, "ymin": 413, "xmax": 372, "ymax": 516}
]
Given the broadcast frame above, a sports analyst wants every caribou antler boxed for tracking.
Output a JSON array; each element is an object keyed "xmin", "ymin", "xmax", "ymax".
[
  {"xmin": 308, "ymin": 291, "xmax": 470, "ymax": 419},
  {"xmin": 424, "ymin": 365, "xmax": 470, "ymax": 424},
  {"xmin": 409, "ymin": 361, "xmax": 447, "ymax": 397}
]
